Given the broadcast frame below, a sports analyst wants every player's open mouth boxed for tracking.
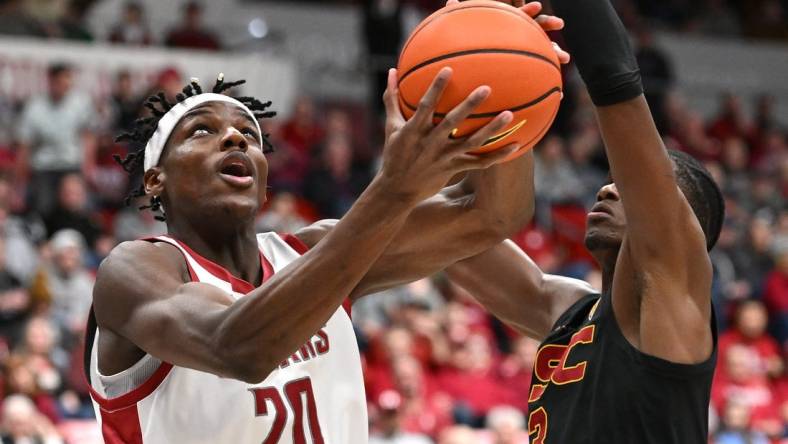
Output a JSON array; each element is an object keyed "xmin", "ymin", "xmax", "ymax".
[
  {"xmin": 218, "ymin": 152, "xmax": 255, "ymax": 188},
  {"xmin": 587, "ymin": 202, "xmax": 614, "ymax": 222}
]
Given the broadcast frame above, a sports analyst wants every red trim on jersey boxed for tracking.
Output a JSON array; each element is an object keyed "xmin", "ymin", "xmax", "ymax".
[
  {"xmin": 98, "ymin": 403, "xmax": 144, "ymax": 444},
  {"xmin": 146, "ymin": 236, "xmax": 273, "ymax": 294},
  {"xmin": 89, "ymin": 362, "xmax": 174, "ymax": 411},
  {"xmin": 280, "ymin": 233, "xmax": 310, "ymax": 254},
  {"xmin": 278, "ymin": 233, "xmax": 352, "ymax": 318}
]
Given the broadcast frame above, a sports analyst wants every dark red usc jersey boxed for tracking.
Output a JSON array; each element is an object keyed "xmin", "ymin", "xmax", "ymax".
[{"xmin": 527, "ymin": 293, "xmax": 717, "ymax": 444}]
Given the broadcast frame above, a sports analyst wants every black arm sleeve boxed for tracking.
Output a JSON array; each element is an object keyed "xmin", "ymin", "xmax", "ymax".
[{"xmin": 550, "ymin": 0, "xmax": 644, "ymax": 106}]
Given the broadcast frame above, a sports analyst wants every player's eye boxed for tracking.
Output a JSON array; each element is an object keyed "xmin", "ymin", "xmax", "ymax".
[
  {"xmin": 241, "ymin": 127, "xmax": 259, "ymax": 140},
  {"xmin": 191, "ymin": 124, "xmax": 212, "ymax": 137}
]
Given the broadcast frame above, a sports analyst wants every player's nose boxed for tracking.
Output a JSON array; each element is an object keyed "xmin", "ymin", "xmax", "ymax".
[
  {"xmin": 220, "ymin": 127, "xmax": 247, "ymax": 152},
  {"xmin": 596, "ymin": 183, "xmax": 620, "ymax": 202}
]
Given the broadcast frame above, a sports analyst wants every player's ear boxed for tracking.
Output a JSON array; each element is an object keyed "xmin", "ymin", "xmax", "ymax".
[{"xmin": 143, "ymin": 167, "xmax": 166, "ymax": 197}]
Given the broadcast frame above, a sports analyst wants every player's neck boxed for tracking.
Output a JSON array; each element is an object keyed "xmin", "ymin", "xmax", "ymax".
[
  {"xmin": 165, "ymin": 215, "xmax": 262, "ymax": 286},
  {"xmin": 594, "ymin": 248, "xmax": 619, "ymax": 295}
]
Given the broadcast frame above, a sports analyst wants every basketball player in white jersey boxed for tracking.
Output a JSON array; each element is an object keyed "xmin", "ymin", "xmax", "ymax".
[{"xmin": 85, "ymin": 5, "xmax": 569, "ymax": 443}]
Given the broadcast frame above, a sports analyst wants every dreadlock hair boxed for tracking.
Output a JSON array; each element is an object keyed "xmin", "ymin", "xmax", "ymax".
[
  {"xmin": 114, "ymin": 74, "xmax": 277, "ymax": 221},
  {"xmin": 667, "ymin": 150, "xmax": 725, "ymax": 251}
]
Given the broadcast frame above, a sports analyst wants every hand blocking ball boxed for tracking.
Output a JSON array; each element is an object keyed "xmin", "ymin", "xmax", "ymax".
[{"xmin": 397, "ymin": 0, "xmax": 563, "ymax": 159}]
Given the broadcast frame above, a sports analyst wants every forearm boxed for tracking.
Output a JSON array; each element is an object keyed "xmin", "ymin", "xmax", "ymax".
[
  {"xmin": 215, "ymin": 177, "xmax": 416, "ymax": 381},
  {"xmin": 447, "ymin": 241, "xmax": 550, "ymax": 338},
  {"xmin": 460, "ymin": 150, "xmax": 535, "ymax": 234},
  {"xmin": 595, "ymin": 98, "xmax": 685, "ymax": 242},
  {"xmin": 447, "ymin": 241, "xmax": 595, "ymax": 340},
  {"xmin": 552, "ymin": 0, "xmax": 688, "ymax": 249},
  {"xmin": 350, "ymin": 153, "xmax": 534, "ymax": 297}
]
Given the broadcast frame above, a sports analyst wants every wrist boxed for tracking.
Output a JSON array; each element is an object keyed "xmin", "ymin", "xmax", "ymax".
[{"xmin": 368, "ymin": 172, "xmax": 422, "ymax": 208}]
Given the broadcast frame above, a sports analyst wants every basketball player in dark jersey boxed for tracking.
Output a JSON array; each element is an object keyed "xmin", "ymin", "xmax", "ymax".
[{"xmin": 446, "ymin": 0, "xmax": 725, "ymax": 442}]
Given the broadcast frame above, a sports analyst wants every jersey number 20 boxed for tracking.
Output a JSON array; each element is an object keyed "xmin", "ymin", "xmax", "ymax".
[{"xmin": 250, "ymin": 377, "xmax": 325, "ymax": 444}]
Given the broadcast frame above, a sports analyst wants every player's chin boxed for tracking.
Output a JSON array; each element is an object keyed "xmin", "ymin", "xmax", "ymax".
[
  {"xmin": 213, "ymin": 193, "xmax": 261, "ymax": 220},
  {"xmin": 584, "ymin": 229, "xmax": 621, "ymax": 252}
]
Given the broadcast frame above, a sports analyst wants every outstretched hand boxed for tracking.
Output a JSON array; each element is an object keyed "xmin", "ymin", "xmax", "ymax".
[
  {"xmin": 378, "ymin": 67, "xmax": 518, "ymax": 203},
  {"xmin": 445, "ymin": 0, "xmax": 570, "ymax": 64}
]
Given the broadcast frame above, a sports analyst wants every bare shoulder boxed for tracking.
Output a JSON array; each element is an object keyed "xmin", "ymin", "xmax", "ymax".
[
  {"xmin": 93, "ymin": 240, "xmax": 189, "ymax": 327},
  {"xmin": 96, "ymin": 240, "xmax": 186, "ymax": 285},
  {"xmin": 293, "ymin": 219, "xmax": 339, "ymax": 249}
]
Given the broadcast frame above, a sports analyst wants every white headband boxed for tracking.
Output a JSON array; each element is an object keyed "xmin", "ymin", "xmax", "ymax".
[{"xmin": 143, "ymin": 93, "xmax": 263, "ymax": 172}]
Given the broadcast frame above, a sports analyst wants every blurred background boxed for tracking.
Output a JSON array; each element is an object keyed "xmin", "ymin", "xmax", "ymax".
[{"xmin": 0, "ymin": 0, "xmax": 786, "ymax": 443}]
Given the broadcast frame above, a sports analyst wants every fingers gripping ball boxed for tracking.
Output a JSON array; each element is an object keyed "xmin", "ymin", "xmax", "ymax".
[{"xmin": 397, "ymin": 0, "xmax": 562, "ymax": 159}]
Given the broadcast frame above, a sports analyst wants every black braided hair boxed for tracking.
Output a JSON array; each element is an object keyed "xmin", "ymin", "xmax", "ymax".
[
  {"xmin": 667, "ymin": 150, "xmax": 726, "ymax": 251},
  {"xmin": 114, "ymin": 74, "xmax": 277, "ymax": 221}
]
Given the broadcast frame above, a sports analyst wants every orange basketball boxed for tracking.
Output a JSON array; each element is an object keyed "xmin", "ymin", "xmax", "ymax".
[{"xmin": 397, "ymin": 0, "xmax": 562, "ymax": 158}]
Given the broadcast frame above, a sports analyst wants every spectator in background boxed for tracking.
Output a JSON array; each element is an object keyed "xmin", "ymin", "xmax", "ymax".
[
  {"xmin": 15, "ymin": 317, "xmax": 69, "ymax": 390},
  {"xmin": 0, "ymin": 237, "xmax": 32, "ymax": 348},
  {"xmin": 566, "ymin": 122, "xmax": 607, "ymax": 206},
  {"xmin": 363, "ymin": 0, "xmax": 403, "ymax": 116},
  {"xmin": 370, "ymin": 390, "xmax": 433, "ymax": 444},
  {"xmin": 719, "ymin": 300, "xmax": 783, "ymax": 379},
  {"xmin": 752, "ymin": 95, "xmax": 777, "ymax": 139},
  {"xmin": 43, "ymin": 174, "xmax": 101, "ymax": 248},
  {"xmin": 0, "ymin": 0, "xmax": 47, "ymax": 37},
  {"xmin": 110, "ymin": 70, "xmax": 141, "ymax": 132},
  {"xmin": 764, "ymin": 241, "xmax": 788, "ymax": 343},
  {"xmin": 753, "ymin": 128, "xmax": 788, "ymax": 175},
  {"xmin": 354, "ymin": 278, "xmax": 445, "ymax": 337},
  {"xmin": 303, "ymin": 136, "xmax": 370, "ymax": 219},
  {"xmin": 255, "ymin": 192, "xmax": 308, "ymax": 234},
  {"xmin": 496, "ymin": 337, "xmax": 538, "ymax": 402},
  {"xmin": 720, "ymin": 137, "xmax": 752, "ymax": 204},
  {"xmin": 533, "ymin": 135, "xmax": 585, "ymax": 226},
  {"xmin": 108, "ymin": 1, "xmax": 152, "ymax": 46},
  {"xmin": 747, "ymin": 176, "xmax": 781, "ymax": 222},
  {"xmin": 0, "ymin": 183, "xmax": 40, "ymax": 283},
  {"xmin": 164, "ymin": 1, "xmax": 221, "ymax": 50},
  {"xmin": 714, "ymin": 400, "xmax": 769, "ymax": 444},
  {"xmin": 708, "ymin": 93, "xmax": 749, "ymax": 143},
  {"xmin": 436, "ymin": 333, "xmax": 516, "ymax": 426},
  {"xmin": 712, "ymin": 345, "xmax": 780, "ymax": 433},
  {"xmin": 674, "ymin": 110, "xmax": 722, "ymax": 161},
  {"xmin": 0, "ymin": 394, "xmax": 63, "ymax": 444},
  {"xmin": 87, "ymin": 133, "xmax": 130, "ymax": 210},
  {"xmin": 275, "ymin": 97, "xmax": 323, "ymax": 189},
  {"xmin": 15, "ymin": 64, "xmax": 96, "ymax": 216},
  {"xmin": 31, "ymin": 230, "xmax": 93, "ymax": 337},
  {"xmin": 634, "ymin": 25, "xmax": 674, "ymax": 134},
  {"xmin": 534, "ymin": 135, "xmax": 585, "ymax": 205},
  {"xmin": 145, "ymin": 67, "xmax": 183, "ymax": 104},
  {"xmin": 730, "ymin": 217, "xmax": 775, "ymax": 296},
  {"xmin": 387, "ymin": 354, "xmax": 452, "ymax": 438},
  {"xmin": 478, "ymin": 406, "xmax": 529, "ymax": 444},
  {"xmin": 282, "ymin": 97, "xmax": 324, "ymax": 157}
]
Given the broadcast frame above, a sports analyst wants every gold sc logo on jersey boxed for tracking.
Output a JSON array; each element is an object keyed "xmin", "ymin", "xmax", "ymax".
[{"xmin": 449, "ymin": 119, "xmax": 527, "ymax": 147}]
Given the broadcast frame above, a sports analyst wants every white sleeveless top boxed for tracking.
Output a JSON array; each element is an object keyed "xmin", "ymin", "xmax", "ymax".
[{"xmin": 87, "ymin": 233, "xmax": 367, "ymax": 444}]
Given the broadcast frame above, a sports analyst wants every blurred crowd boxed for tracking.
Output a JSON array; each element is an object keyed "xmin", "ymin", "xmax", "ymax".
[
  {"xmin": 0, "ymin": 1, "xmax": 786, "ymax": 444},
  {"xmin": 0, "ymin": 0, "xmax": 786, "ymax": 50}
]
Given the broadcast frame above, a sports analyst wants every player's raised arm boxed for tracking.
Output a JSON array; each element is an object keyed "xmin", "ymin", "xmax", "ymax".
[
  {"xmin": 551, "ymin": 0, "xmax": 720, "ymax": 363},
  {"xmin": 296, "ymin": 1, "xmax": 570, "ymax": 298},
  {"xmin": 94, "ymin": 68, "xmax": 514, "ymax": 384},
  {"xmin": 447, "ymin": 240, "xmax": 595, "ymax": 339},
  {"xmin": 297, "ymin": 70, "xmax": 534, "ymax": 298}
]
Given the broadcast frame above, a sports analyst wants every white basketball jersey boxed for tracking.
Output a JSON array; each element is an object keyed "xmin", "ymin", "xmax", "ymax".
[{"xmin": 86, "ymin": 233, "xmax": 367, "ymax": 444}]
